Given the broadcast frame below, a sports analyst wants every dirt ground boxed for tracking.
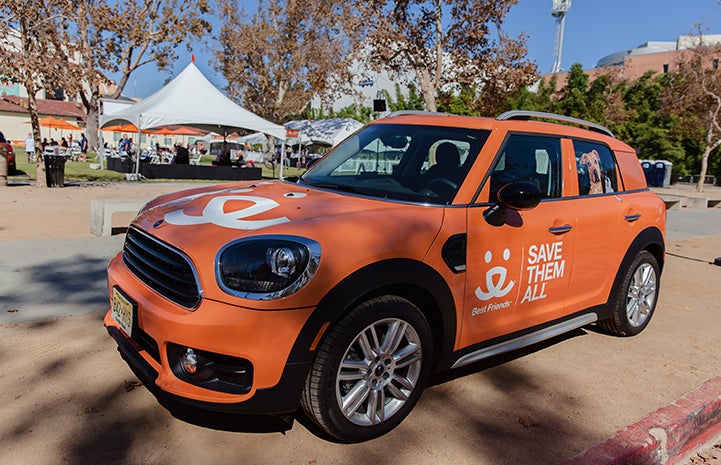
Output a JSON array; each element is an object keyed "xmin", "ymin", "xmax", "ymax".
[
  {"xmin": 0, "ymin": 181, "xmax": 206, "ymax": 241},
  {"xmin": 1, "ymin": 181, "xmax": 721, "ymax": 465}
]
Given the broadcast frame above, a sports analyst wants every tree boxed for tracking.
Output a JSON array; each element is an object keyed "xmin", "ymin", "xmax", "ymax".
[
  {"xmin": 0, "ymin": 0, "xmax": 71, "ymax": 187},
  {"xmin": 664, "ymin": 32, "xmax": 721, "ymax": 192},
  {"xmin": 509, "ymin": 75, "xmax": 558, "ymax": 114},
  {"xmin": 2, "ymin": 0, "xmax": 212, "ymax": 161},
  {"xmin": 507, "ymin": 64, "xmax": 687, "ymax": 178},
  {"xmin": 216, "ymin": 0, "xmax": 359, "ymax": 123},
  {"xmin": 333, "ymin": 104, "xmax": 373, "ymax": 123},
  {"xmin": 356, "ymin": 0, "xmax": 537, "ymax": 112},
  {"xmin": 437, "ymin": 84, "xmax": 479, "ymax": 115},
  {"xmin": 585, "ymin": 71, "xmax": 627, "ymax": 127},
  {"xmin": 618, "ymin": 71, "xmax": 684, "ymax": 169},
  {"xmin": 383, "ymin": 83, "xmax": 425, "ymax": 112},
  {"xmin": 54, "ymin": 0, "xmax": 113, "ymax": 154},
  {"xmin": 557, "ymin": 63, "xmax": 589, "ymax": 119},
  {"xmin": 61, "ymin": 0, "xmax": 212, "ymax": 151},
  {"xmin": 102, "ymin": 0, "xmax": 211, "ymax": 99}
]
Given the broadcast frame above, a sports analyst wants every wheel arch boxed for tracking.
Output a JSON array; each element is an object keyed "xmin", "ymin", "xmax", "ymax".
[
  {"xmin": 600, "ymin": 226, "xmax": 665, "ymax": 319},
  {"xmin": 287, "ymin": 258, "xmax": 458, "ymax": 372}
]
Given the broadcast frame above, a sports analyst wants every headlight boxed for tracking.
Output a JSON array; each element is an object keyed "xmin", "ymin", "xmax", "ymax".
[{"xmin": 216, "ymin": 236, "xmax": 321, "ymax": 300}]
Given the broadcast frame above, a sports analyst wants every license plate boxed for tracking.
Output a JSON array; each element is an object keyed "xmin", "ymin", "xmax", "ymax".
[{"xmin": 112, "ymin": 287, "xmax": 135, "ymax": 337}]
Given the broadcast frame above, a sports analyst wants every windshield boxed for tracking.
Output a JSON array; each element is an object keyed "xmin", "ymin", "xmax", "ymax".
[{"xmin": 299, "ymin": 123, "xmax": 490, "ymax": 204}]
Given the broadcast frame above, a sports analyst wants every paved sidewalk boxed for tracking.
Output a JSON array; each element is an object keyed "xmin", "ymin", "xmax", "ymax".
[{"xmin": 0, "ymin": 236, "xmax": 124, "ymax": 324}]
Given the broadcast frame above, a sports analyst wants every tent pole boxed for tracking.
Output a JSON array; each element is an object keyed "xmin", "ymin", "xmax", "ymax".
[
  {"xmin": 280, "ymin": 140, "xmax": 285, "ymax": 180},
  {"xmin": 135, "ymin": 115, "xmax": 142, "ymax": 174},
  {"xmin": 98, "ymin": 126, "xmax": 104, "ymax": 170}
]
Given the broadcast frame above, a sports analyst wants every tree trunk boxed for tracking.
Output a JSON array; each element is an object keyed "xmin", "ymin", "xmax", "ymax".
[
  {"xmin": 86, "ymin": 88, "xmax": 100, "ymax": 152},
  {"xmin": 416, "ymin": 68, "xmax": 436, "ymax": 112},
  {"xmin": 28, "ymin": 91, "xmax": 47, "ymax": 188},
  {"xmin": 696, "ymin": 145, "xmax": 710, "ymax": 192}
]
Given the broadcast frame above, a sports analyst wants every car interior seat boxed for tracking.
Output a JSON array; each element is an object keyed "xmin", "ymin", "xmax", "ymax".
[{"xmin": 425, "ymin": 142, "xmax": 461, "ymax": 182}]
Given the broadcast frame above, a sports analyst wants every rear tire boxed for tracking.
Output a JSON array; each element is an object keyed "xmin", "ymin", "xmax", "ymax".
[
  {"xmin": 599, "ymin": 250, "xmax": 660, "ymax": 336},
  {"xmin": 301, "ymin": 295, "xmax": 433, "ymax": 442}
]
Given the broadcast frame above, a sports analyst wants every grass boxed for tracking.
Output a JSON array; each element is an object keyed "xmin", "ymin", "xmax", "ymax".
[
  {"xmin": 8, "ymin": 148, "xmax": 304, "ymax": 183},
  {"xmin": 10, "ymin": 151, "xmax": 126, "ymax": 182}
]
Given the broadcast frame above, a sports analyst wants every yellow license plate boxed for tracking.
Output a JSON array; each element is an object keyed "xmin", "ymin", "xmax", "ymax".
[{"xmin": 111, "ymin": 287, "xmax": 135, "ymax": 337}]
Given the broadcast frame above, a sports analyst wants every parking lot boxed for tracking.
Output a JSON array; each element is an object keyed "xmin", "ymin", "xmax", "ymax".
[{"xmin": 1, "ymin": 182, "xmax": 720, "ymax": 464}]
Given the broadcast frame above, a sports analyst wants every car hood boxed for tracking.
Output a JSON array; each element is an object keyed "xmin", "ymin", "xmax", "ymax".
[{"xmin": 133, "ymin": 180, "xmax": 445, "ymax": 268}]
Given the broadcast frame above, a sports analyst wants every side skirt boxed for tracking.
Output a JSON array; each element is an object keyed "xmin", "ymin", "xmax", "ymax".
[{"xmin": 451, "ymin": 313, "xmax": 598, "ymax": 369}]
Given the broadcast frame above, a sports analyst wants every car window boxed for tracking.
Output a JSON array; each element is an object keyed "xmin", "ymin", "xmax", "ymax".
[
  {"xmin": 333, "ymin": 133, "xmax": 410, "ymax": 176},
  {"xmin": 573, "ymin": 140, "xmax": 619, "ymax": 195},
  {"xmin": 302, "ymin": 123, "xmax": 490, "ymax": 204},
  {"xmin": 488, "ymin": 134, "xmax": 563, "ymax": 201}
]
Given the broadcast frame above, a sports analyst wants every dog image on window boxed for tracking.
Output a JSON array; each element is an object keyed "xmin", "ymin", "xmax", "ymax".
[{"xmin": 580, "ymin": 149, "xmax": 604, "ymax": 194}]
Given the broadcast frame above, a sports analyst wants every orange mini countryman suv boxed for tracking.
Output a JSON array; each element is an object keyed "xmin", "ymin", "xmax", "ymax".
[{"xmin": 105, "ymin": 111, "xmax": 666, "ymax": 442}]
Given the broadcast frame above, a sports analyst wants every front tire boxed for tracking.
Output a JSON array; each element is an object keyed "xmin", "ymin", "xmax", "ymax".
[
  {"xmin": 301, "ymin": 296, "xmax": 433, "ymax": 442},
  {"xmin": 599, "ymin": 250, "xmax": 660, "ymax": 336}
]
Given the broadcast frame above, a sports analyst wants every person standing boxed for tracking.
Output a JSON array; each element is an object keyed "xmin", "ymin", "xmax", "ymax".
[
  {"xmin": 80, "ymin": 133, "xmax": 88, "ymax": 162},
  {"xmin": 25, "ymin": 133, "xmax": 35, "ymax": 162}
]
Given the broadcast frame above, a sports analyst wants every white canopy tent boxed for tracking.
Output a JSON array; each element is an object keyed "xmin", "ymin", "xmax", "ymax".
[
  {"xmin": 101, "ymin": 62, "xmax": 286, "ymax": 172},
  {"xmin": 284, "ymin": 118, "xmax": 363, "ymax": 148}
]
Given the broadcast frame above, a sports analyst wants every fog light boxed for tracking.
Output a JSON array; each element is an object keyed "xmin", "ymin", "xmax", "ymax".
[{"xmin": 181, "ymin": 347, "xmax": 198, "ymax": 375}]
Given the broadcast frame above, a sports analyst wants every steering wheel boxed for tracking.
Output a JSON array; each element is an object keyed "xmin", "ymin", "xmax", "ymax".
[{"xmin": 426, "ymin": 178, "xmax": 458, "ymax": 196}]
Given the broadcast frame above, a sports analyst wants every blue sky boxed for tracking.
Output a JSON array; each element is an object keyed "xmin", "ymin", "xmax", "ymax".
[{"xmin": 127, "ymin": 0, "xmax": 721, "ymax": 99}]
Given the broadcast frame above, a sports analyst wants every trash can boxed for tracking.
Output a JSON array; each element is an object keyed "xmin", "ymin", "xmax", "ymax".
[{"xmin": 44, "ymin": 154, "xmax": 66, "ymax": 188}]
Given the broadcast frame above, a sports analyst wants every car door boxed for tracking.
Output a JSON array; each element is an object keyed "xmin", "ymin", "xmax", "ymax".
[
  {"xmin": 563, "ymin": 139, "xmax": 632, "ymax": 312},
  {"xmin": 459, "ymin": 133, "xmax": 578, "ymax": 348}
]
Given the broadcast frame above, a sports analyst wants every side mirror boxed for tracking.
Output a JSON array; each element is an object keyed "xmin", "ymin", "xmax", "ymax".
[{"xmin": 483, "ymin": 181, "xmax": 543, "ymax": 226}]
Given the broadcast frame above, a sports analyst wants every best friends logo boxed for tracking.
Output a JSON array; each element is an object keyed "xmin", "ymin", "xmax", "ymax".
[
  {"xmin": 475, "ymin": 248, "xmax": 515, "ymax": 301},
  {"xmin": 472, "ymin": 241, "xmax": 566, "ymax": 316}
]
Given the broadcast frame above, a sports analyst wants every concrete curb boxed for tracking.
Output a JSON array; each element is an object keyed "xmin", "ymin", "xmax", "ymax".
[{"xmin": 561, "ymin": 377, "xmax": 721, "ymax": 465}]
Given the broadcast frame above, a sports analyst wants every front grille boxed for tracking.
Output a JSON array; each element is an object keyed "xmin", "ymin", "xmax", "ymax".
[{"xmin": 123, "ymin": 226, "xmax": 201, "ymax": 308}]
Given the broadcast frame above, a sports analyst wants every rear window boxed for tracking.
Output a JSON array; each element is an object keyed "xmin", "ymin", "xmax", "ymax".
[{"xmin": 573, "ymin": 140, "xmax": 619, "ymax": 195}]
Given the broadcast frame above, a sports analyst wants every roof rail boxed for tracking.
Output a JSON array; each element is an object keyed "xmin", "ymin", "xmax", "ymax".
[
  {"xmin": 496, "ymin": 110, "xmax": 615, "ymax": 138},
  {"xmin": 385, "ymin": 110, "xmax": 452, "ymax": 118}
]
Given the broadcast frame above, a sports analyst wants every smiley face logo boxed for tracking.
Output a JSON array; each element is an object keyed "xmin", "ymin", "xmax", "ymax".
[{"xmin": 475, "ymin": 248, "xmax": 515, "ymax": 301}]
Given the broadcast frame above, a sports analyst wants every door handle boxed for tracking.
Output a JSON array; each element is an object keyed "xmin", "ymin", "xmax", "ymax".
[
  {"xmin": 548, "ymin": 224, "xmax": 573, "ymax": 234},
  {"xmin": 625, "ymin": 214, "xmax": 641, "ymax": 222}
]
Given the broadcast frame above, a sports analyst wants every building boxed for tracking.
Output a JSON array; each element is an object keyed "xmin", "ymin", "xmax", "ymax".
[
  {"xmin": 0, "ymin": 96, "xmax": 85, "ymax": 146},
  {"xmin": 311, "ymin": 42, "xmax": 414, "ymax": 114},
  {"xmin": 543, "ymin": 34, "xmax": 721, "ymax": 89},
  {"xmin": 0, "ymin": 26, "xmax": 119, "ymax": 147}
]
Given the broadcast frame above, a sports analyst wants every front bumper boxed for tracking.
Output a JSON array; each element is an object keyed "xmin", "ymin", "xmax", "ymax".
[
  {"xmin": 104, "ymin": 254, "xmax": 315, "ymax": 414},
  {"xmin": 105, "ymin": 323, "xmax": 311, "ymax": 414}
]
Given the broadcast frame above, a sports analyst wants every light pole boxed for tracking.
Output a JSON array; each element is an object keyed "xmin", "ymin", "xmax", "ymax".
[{"xmin": 551, "ymin": 0, "xmax": 572, "ymax": 74}]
